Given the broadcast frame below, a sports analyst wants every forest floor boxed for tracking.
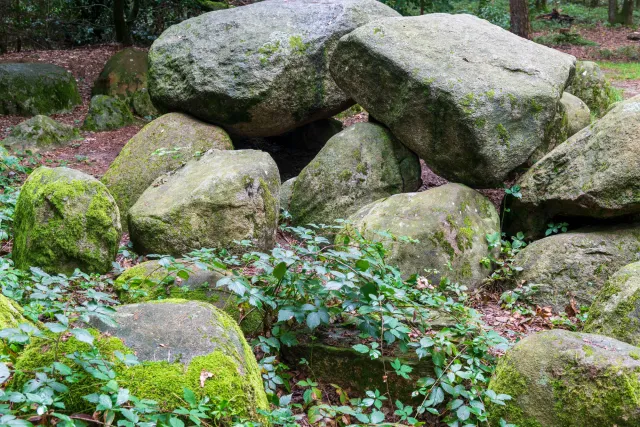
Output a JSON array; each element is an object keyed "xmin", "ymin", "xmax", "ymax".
[{"xmin": 0, "ymin": 23, "xmax": 636, "ymax": 353}]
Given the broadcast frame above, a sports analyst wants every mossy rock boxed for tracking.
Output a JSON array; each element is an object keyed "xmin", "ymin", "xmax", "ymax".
[
  {"xmin": 584, "ymin": 261, "xmax": 640, "ymax": 346},
  {"xmin": 113, "ymin": 260, "xmax": 263, "ymax": 335},
  {"xmin": 2, "ymin": 115, "xmax": 80, "ymax": 152},
  {"xmin": 510, "ymin": 223, "xmax": 640, "ymax": 313},
  {"xmin": 341, "ymin": 183, "xmax": 500, "ymax": 287},
  {"xmin": 148, "ymin": 0, "xmax": 399, "ymax": 137},
  {"xmin": 566, "ymin": 61, "xmax": 618, "ymax": 118},
  {"xmin": 289, "ymin": 122, "xmax": 421, "ymax": 227},
  {"xmin": 12, "ymin": 329, "xmax": 130, "ymax": 413},
  {"xmin": 128, "ymin": 149, "xmax": 280, "ymax": 256},
  {"xmin": 91, "ymin": 300, "xmax": 269, "ymax": 418},
  {"xmin": 92, "ymin": 48, "xmax": 149, "ymax": 101},
  {"xmin": 0, "ymin": 63, "xmax": 81, "ymax": 116},
  {"xmin": 279, "ymin": 176, "xmax": 297, "ymax": 211},
  {"xmin": 330, "ymin": 14, "xmax": 575, "ymax": 187},
  {"xmin": 506, "ymin": 95, "xmax": 640, "ymax": 239},
  {"xmin": 13, "ymin": 167, "xmax": 122, "ymax": 275},
  {"xmin": 101, "ymin": 112, "xmax": 232, "ymax": 231},
  {"xmin": 487, "ymin": 329, "xmax": 640, "ymax": 426},
  {"xmin": 0, "ymin": 294, "xmax": 27, "ymax": 330},
  {"xmin": 131, "ymin": 88, "xmax": 159, "ymax": 118},
  {"xmin": 199, "ymin": 0, "xmax": 230, "ymax": 11},
  {"xmin": 82, "ymin": 95, "xmax": 134, "ymax": 131}
]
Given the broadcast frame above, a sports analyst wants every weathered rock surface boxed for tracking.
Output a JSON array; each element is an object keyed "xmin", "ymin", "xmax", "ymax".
[
  {"xmin": 344, "ymin": 183, "xmax": 500, "ymax": 286},
  {"xmin": 507, "ymin": 95, "xmax": 640, "ymax": 238},
  {"xmin": 488, "ymin": 329, "xmax": 640, "ymax": 427},
  {"xmin": 290, "ymin": 122, "xmax": 420, "ymax": 226},
  {"xmin": 0, "ymin": 63, "xmax": 81, "ymax": 116},
  {"xmin": 2, "ymin": 115, "xmax": 80, "ymax": 152},
  {"xmin": 83, "ymin": 95, "xmax": 134, "ymax": 131},
  {"xmin": 13, "ymin": 167, "xmax": 121, "ymax": 275},
  {"xmin": 510, "ymin": 224, "xmax": 640, "ymax": 312},
  {"xmin": 584, "ymin": 261, "xmax": 640, "ymax": 346},
  {"xmin": 113, "ymin": 260, "xmax": 263, "ymax": 334},
  {"xmin": 102, "ymin": 112, "xmax": 233, "ymax": 229},
  {"xmin": 92, "ymin": 48, "xmax": 149, "ymax": 100},
  {"xmin": 566, "ymin": 61, "xmax": 618, "ymax": 117},
  {"xmin": 131, "ymin": 88, "xmax": 159, "ymax": 118},
  {"xmin": 330, "ymin": 13, "xmax": 575, "ymax": 187},
  {"xmin": 280, "ymin": 177, "xmax": 297, "ymax": 211},
  {"xmin": 129, "ymin": 150, "xmax": 279, "ymax": 256},
  {"xmin": 148, "ymin": 0, "xmax": 399, "ymax": 136},
  {"xmin": 561, "ymin": 92, "xmax": 591, "ymax": 135}
]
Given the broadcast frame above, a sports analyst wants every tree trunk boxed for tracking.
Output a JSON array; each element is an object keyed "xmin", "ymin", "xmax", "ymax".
[
  {"xmin": 621, "ymin": 0, "xmax": 634, "ymax": 24},
  {"xmin": 609, "ymin": 0, "xmax": 618, "ymax": 23},
  {"xmin": 113, "ymin": 0, "xmax": 132, "ymax": 45},
  {"xmin": 510, "ymin": 0, "xmax": 530, "ymax": 39}
]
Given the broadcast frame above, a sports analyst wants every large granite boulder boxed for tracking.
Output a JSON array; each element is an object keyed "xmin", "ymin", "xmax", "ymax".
[
  {"xmin": 488, "ymin": 330, "xmax": 640, "ymax": 427},
  {"xmin": 566, "ymin": 61, "xmax": 618, "ymax": 118},
  {"xmin": 92, "ymin": 48, "xmax": 149, "ymax": 100},
  {"xmin": 129, "ymin": 150, "xmax": 280, "ymax": 256},
  {"xmin": 330, "ymin": 13, "xmax": 575, "ymax": 187},
  {"xmin": 0, "ymin": 63, "xmax": 81, "ymax": 116},
  {"xmin": 102, "ymin": 113, "xmax": 233, "ymax": 229},
  {"xmin": 13, "ymin": 167, "xmax": 121, "ymax": 275},
  {"xmin": 148, "ymin": 0, "xmax": 399, "ymax": 137},
  {"xmin": 2, "ymin": 115, "xmax": 80, "ymax": 152},
  {"xmin": 507, "ymin": 95, "xmax": 640, "ymax": 238},
  {"xmin": 289, "ymin": 122, "xmax": 421, "ymax": 226},
  {"xmin": 83, "ymin": 95, "xmax": 134, "ymax": 131},
  {"xmin": 584, "ymin": 261, "xmax": 640, "ymax": 346},
  {"xmin": 343, "ymin": 183, "xmax": 500, "ymax": 286},
  {"xmin": 510, "ymin": 224, "xmax": 640, "ymax": 313}
]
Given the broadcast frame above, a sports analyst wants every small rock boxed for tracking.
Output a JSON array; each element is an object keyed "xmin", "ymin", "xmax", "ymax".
[{"xmin": 83, "ymin": 95, "xmax": 134, "ymax": 131}]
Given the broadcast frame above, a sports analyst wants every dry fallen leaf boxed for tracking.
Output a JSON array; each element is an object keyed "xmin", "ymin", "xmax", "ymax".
[{"xmin": 200, "ymin": 370, "xmax": 214, "ymax": 387}]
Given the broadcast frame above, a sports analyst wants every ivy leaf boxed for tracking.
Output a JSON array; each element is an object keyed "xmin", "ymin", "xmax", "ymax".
[
  {"xmin": 277, "ymin": 309, "xmax": 294, "ymax": 322},
  {"xmin": 306, "ymin": 312, "xmax": 321, "ymax": 330},
  {"xmin": 456, "ymin": 405, "xmax": 471, "ymax": 421},
  {"xmin": 0, "ymin": 362, "xmax": 9, "ymax": 384},
  {"xmin": 52, "ymin": 362, "xmax": 73, "ymax": 376},
  {"xmin": 352, "ymin": 344, "xmax": 369, "ymax": 354},
  {"xmin": 355, "ymin": 259, "xmax": 370, "ymax": 271},
  {"xmin": 370, "ymin": 410, "xmax": 385, "ymax": 423},
  {"xmin": 183, "ymin": 388, "xmax": 197, "ymax": 406},
  {"xmin": 273, "ymin": 262, "xmax": 287, "ymax": 281},
  {"xmin": 71, "ymin": 328, "xmax": 94, "ymax": 345},
  {"xmin": 45, "ymin": 322, "xmax": 67, "ymax": 333}
]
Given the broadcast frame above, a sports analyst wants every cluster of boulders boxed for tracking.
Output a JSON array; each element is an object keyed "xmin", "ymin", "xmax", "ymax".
[{"xmin": 2, "ymin": 0, "xmax": 638, "ymax": 423}]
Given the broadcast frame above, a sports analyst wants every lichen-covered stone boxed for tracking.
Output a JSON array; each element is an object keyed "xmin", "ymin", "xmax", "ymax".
[
  {"xmin": 343, "ymin": 183, "xmax": 500, "ymax": 287},
  {"xmin": 92, "ymin": 48, "xmax": 149, "ymax": 100},
  {"xmin": 13, "ymin": 167, "xmax": 122, "ymax": 275},
  {"xmin": 91, "ymin": 300, "xmax": 269, "ymax": 417},
  {"xmin": 566, "ymin": 61, "xmax": 618, "ymax": 118},
  {"xmin": 584, "ymin": 261, "xmax": 640, "ymax": 346},
  {"xmin": 0, "ymin": 63, "xmax": 81, "ymax": 116},
  {"xmin": 2, "ymin": 115, "xmax": 80, "ymax": 152},
  {"xmin": 82, "ymin": 95, "xmax": 134, "ymax": 131},
  {"xmin": 488, "ymin": 329, "xmax": 640, "ymax": 427},
  {"xmin": 102, "ymin": 113, "xmax": 233, "ymax": 230},
  {"xmin": 280, "ymin": 177, "xmax": 297, "ymax": 211},
  {"xmin": 129, "ymin": 149, "xmax": 279, "ymax": 256},
  {"xmin": 506, "ymin": 95, "xmax": 640, "ymax": 238},
  {"xmin": 290, "ymin": 122, "xmax": 421, "ymax": 226},
  {"xmin": 148, "ymin": 0, "xmax": 399, "ymax": 137},
  {"xmin": 114, "ymin": 260, "xmax": 263, "ymax": 334},
  {"xmin": 330, "ymin": 14, "xmax": 575, "ymax": 187},
  {"xmin": 131, "ymin": 88, "xmax": 159, "ymax": 118},
  {"xmin": 0, "ymin": 294, "xmax": 27, "ymax": 330},
  {"xmin": 510, "ymin": 224, "xmax": 640, "ymax": 313},
  {"xmin": 561, "ymin": 92, "xmax": 591, "ymax": 135}
]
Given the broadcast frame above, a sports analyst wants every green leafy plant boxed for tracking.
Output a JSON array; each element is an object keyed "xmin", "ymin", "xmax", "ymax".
[{"xmin": 545, "ymin": 222, "xmax": 568, "ymax": 236}]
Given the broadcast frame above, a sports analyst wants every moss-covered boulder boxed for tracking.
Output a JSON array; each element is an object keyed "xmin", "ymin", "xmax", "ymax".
[
  {"xmin": 82, "ymin": 95, "xmax": 134, "ymax": 131},
  {"xmin": 0, "ymin": 63, "xmax": 81, "ymax": 116},
  {"xmin": 12, "ymin": 330, "xmax": 129, "ymax": 413},
  {"xmin": 561, "ymin": 92, "xmax": 591, "ymax": 135},
  {"xmin": 290, "ymin": 123, "xmax": 420, "ymax": 227},
  {"xmin": 129, "ymin": 149, "xmax": 279, "ymax": 256},
  {"xmin": 131, "ymin": 88, "xmax": 159, "ymax": 118},
  {"xmin": 330, "ymin": 14, "xmax": 575, "ymax": 187},
  {"xmin": 13, "ymin": 167, "xmax": 122, "ymax": 275},
  {"xmin": 584, "ymin": 261, "xmax": 640, "ymax": 346},
  {"xmin": 488, "ymin": 329, "xmax": 640, "ymax": 427},
  {"xmin": 506, "ymin": 95, "xmax": 640, "ymax": 238},
  {"xmin": 102, "ymin": 113, "xmax": 233, "ymax": 230},
  {"xmin": 0, "ymin": 294, "xmax": 27, "ymax": 330},
  {"xmin": 566, "ymin": 61, "xmax": 618, "ymax": 118},
  {"xmin": 510, "ymin": 224, "xmax": 640, "ymax": 313},
  {"xmin": 2, "ymin": 115, "xmax": 80, "ymax": 152},
  {"xmin": 91, "ymin": 300, "xmax": 269, "ymax": 417},
  {"xmin": 343, "ymin": 183, "xmax": 500, "ymax": 286},
  {"xmin": 148, "ymin": 0, "xmax": 399, "ymax": 137},
  {"xmin": 92, "ymin": 48, "xmax": 149, "ymax": 101},
  {"xmin": 280, "ymin": 177, "xmax": 296, "ymax": 211},
  {"xmin": 114, "ymin": 260, "xmax": 263, "ymax": 334}
]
